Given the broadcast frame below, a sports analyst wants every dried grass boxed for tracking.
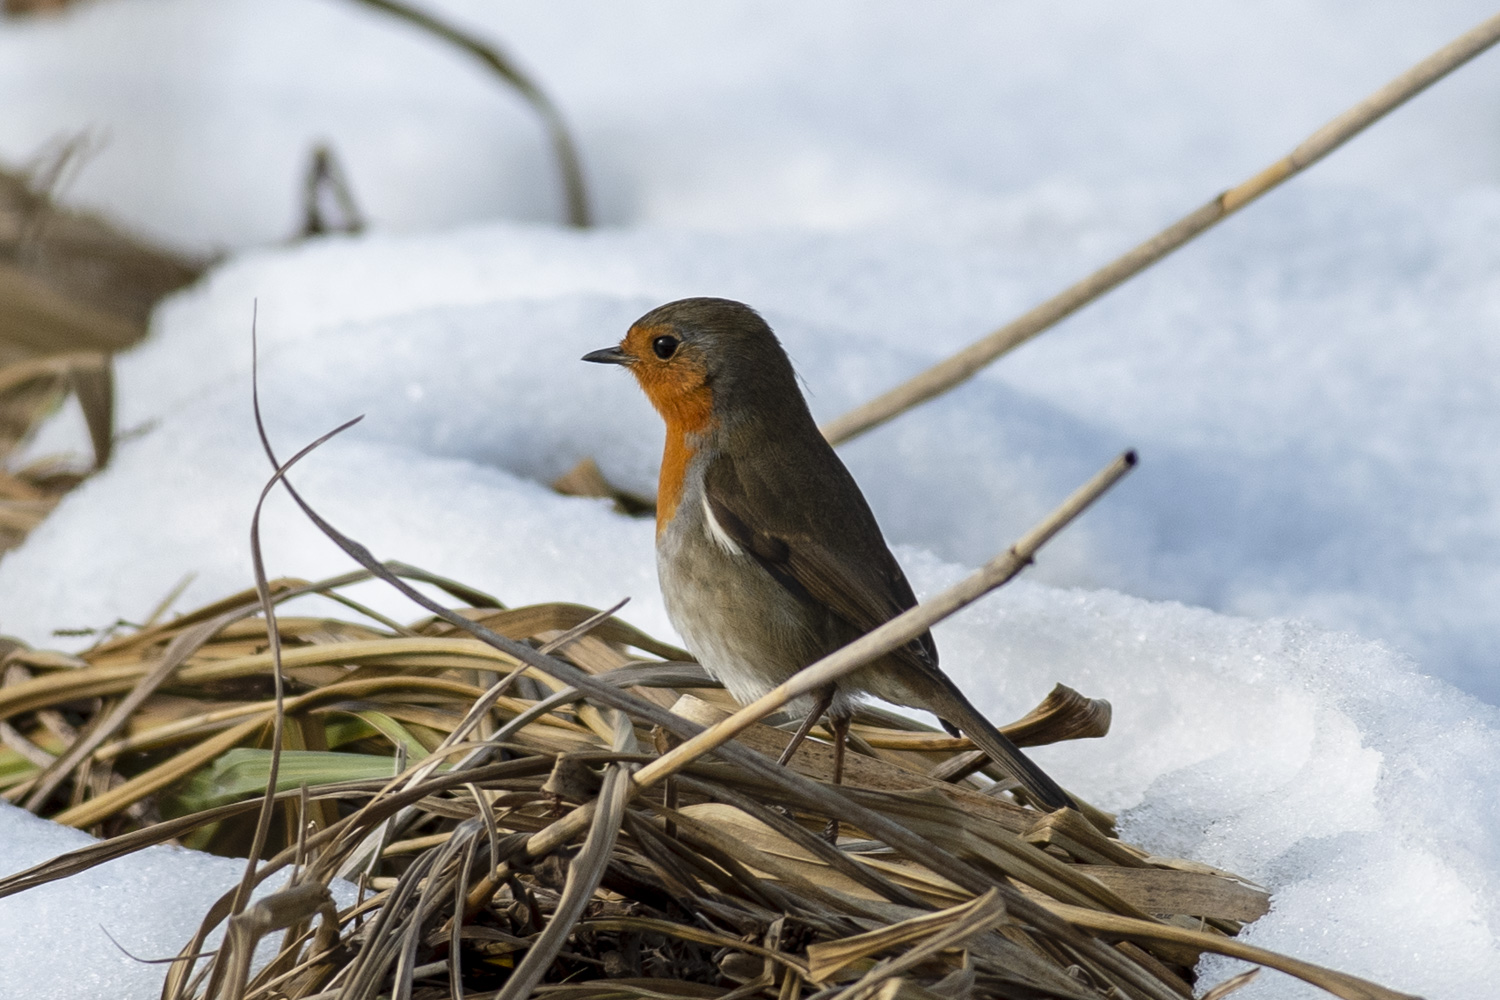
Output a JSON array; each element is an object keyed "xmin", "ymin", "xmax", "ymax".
[
  {"xmin": 0, "ymin": 569, "xmax": 1417, "ymax": 1000},
  {"xmin": 0, "ymin": 147, "xmax": 206, "ymax": 554}
]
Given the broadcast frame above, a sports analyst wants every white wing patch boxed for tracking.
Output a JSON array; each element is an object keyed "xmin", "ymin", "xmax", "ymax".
[{"xmin": 702, "ymin": 495, "xmax": 744, "ymax": 556}]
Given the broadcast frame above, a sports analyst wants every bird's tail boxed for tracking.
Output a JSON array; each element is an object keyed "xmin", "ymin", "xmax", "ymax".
[{"xmin": 930, "ymin": 682, "xmax": 1075, "ymax": 811}]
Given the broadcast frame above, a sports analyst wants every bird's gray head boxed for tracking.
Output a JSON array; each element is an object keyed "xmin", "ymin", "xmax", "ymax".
[{"xmin": 581, "ymin": 297, "xmax": 805, "ymax": 428}]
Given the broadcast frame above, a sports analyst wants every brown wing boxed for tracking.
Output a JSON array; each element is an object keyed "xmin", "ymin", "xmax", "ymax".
[
  {"xmin": 705, "ymin": 446, "xmax": 1074, "ymax": 809},
  {"xmin": 703, "ymin": 450, "xmax": 938, "ymax": 674}
]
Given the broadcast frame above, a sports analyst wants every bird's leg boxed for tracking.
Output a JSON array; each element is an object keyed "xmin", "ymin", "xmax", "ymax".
[
  {"xmin": 777, "ymin": 686, "xmax": 835, "ymax": 766},
  {"xmin": 823, "ymin": 711, "xmax": 851, "ymax": 843},
  {"xmin": 775, "ymin": 687, "xmax": 851, "ymax": 842}
]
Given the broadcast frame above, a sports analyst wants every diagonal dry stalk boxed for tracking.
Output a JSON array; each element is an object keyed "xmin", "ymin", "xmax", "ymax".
[{"xmin": 820, "ymin": 11, "xmax": 1500, "ymax": 445}]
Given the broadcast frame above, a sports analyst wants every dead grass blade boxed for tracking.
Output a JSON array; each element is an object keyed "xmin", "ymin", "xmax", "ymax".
[
  {"xmin": 0, "ymin": 261, "xmax": 143, "ymax": 356},
  {"xmin": 552, "ymin": 458, "xmax": 655, "ymax": 517},
  {"xmin": 0, "ymin": 156, "xmax": 203, "ymax": 344},
  {"xmin": 824, "ymin": 889, "xmax": 1009, "ymax": 1000},
  {"xmin": 223, "ymin": 334, "xmax": 365, "ymax": 957},
  {"xmin": 0, "ymin": 152, "xmax": 205, "ymax": 550},
  {"xmin": 1200, "ymin": 968, "xmax": 1260, "ymax": 1000},
  {"xmin": 213, "ymin": 881, "xmax": 340, "ymax": 1000},
  {"xmin": 1042, "ymin": 905, "xmax": 1418, "ymax": 1000}
]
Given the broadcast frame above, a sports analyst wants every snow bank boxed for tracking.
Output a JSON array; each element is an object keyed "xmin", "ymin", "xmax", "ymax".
[
  {"xmin": 2, "ymin": 1, "xmax": 1500, "ymax": 997},
  {"xmin": 3, "ymin": 218, "xmax": 1499, "ymax": 998},
  {"xmin": 0, "ymin": 802, "xmax": 357, "ymax": 999},
  {"xmin": 932, "ymin": 574, "xmax": 1500, "ymax": 1000}
]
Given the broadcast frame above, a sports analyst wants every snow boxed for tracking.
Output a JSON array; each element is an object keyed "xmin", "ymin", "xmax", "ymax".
[
  {"xmin": 932, "ymin": 576, "xmax": 1500, "ymax": 998},
  {"xmin": 3, "ymin": 1, "xmax": 1500, "ymax": 997},
  {"xmin": 0, "ymin": 801, "xmax": 358, "ymax": 998}
]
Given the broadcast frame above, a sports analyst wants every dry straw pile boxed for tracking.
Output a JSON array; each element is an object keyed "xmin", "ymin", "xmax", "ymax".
[{"xmin": 0, "ymin": 561, "xmax": 1414, "ymax": 1000}]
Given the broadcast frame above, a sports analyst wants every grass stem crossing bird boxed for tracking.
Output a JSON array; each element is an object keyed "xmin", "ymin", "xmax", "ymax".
[{"xmin": 584, "ymin": 297, "xmax": 1074, "ymax": 814}]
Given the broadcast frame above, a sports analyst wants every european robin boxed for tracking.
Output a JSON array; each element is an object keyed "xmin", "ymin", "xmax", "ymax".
[{"xmin": 584, "ymin": 297, "xmax": 1072, "ymax": 810}]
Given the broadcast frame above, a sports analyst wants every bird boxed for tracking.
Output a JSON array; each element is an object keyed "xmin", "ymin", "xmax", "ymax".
[{"xmin": 583, "ymin": 297, "xmax": 1073, "ymax": 812}]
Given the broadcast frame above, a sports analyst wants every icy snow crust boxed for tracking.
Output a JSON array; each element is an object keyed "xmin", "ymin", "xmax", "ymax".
[
  {"xmin": 2, "ymin": 1, "xmax": 1499, "ymax": 998},
  {"xmin": 0, "ymin": 801, "xmax": 358, "ymax": 997}
]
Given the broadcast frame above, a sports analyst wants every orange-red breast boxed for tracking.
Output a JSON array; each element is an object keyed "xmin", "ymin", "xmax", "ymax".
[{"xmin": 584, "ymin": 297, "xmax": 1072, "ymax": 809}]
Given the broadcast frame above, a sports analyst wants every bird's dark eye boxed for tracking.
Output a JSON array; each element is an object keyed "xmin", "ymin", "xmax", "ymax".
[{"xmin": 652, "ymin": 335, "xmax": 680, "ymax": 360}]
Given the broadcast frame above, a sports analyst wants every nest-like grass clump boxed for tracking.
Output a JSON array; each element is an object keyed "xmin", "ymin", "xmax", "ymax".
[{"xmin": 0, "ymin": 569, "xmax": 1416, "ymax": 1000}]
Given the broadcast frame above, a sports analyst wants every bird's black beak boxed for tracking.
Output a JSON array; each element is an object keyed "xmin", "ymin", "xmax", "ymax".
[{"xmin": 582, "ymin": 346, "xmax": 632, "ymax": 366}]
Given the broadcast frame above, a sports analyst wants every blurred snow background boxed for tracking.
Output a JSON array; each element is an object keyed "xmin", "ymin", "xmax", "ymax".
[{"xmin": 1, "ymin": 0, "xmax": 1499, "ymax": 997}]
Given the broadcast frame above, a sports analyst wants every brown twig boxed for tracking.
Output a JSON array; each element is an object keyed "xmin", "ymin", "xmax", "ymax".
[
  {"xmin": 820, "ymin": 11, "xmax": 1500, "ymax": 445},
  {"xmin": 299, "ymin": 145, "xmax": 366, "ymax": 238}
]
